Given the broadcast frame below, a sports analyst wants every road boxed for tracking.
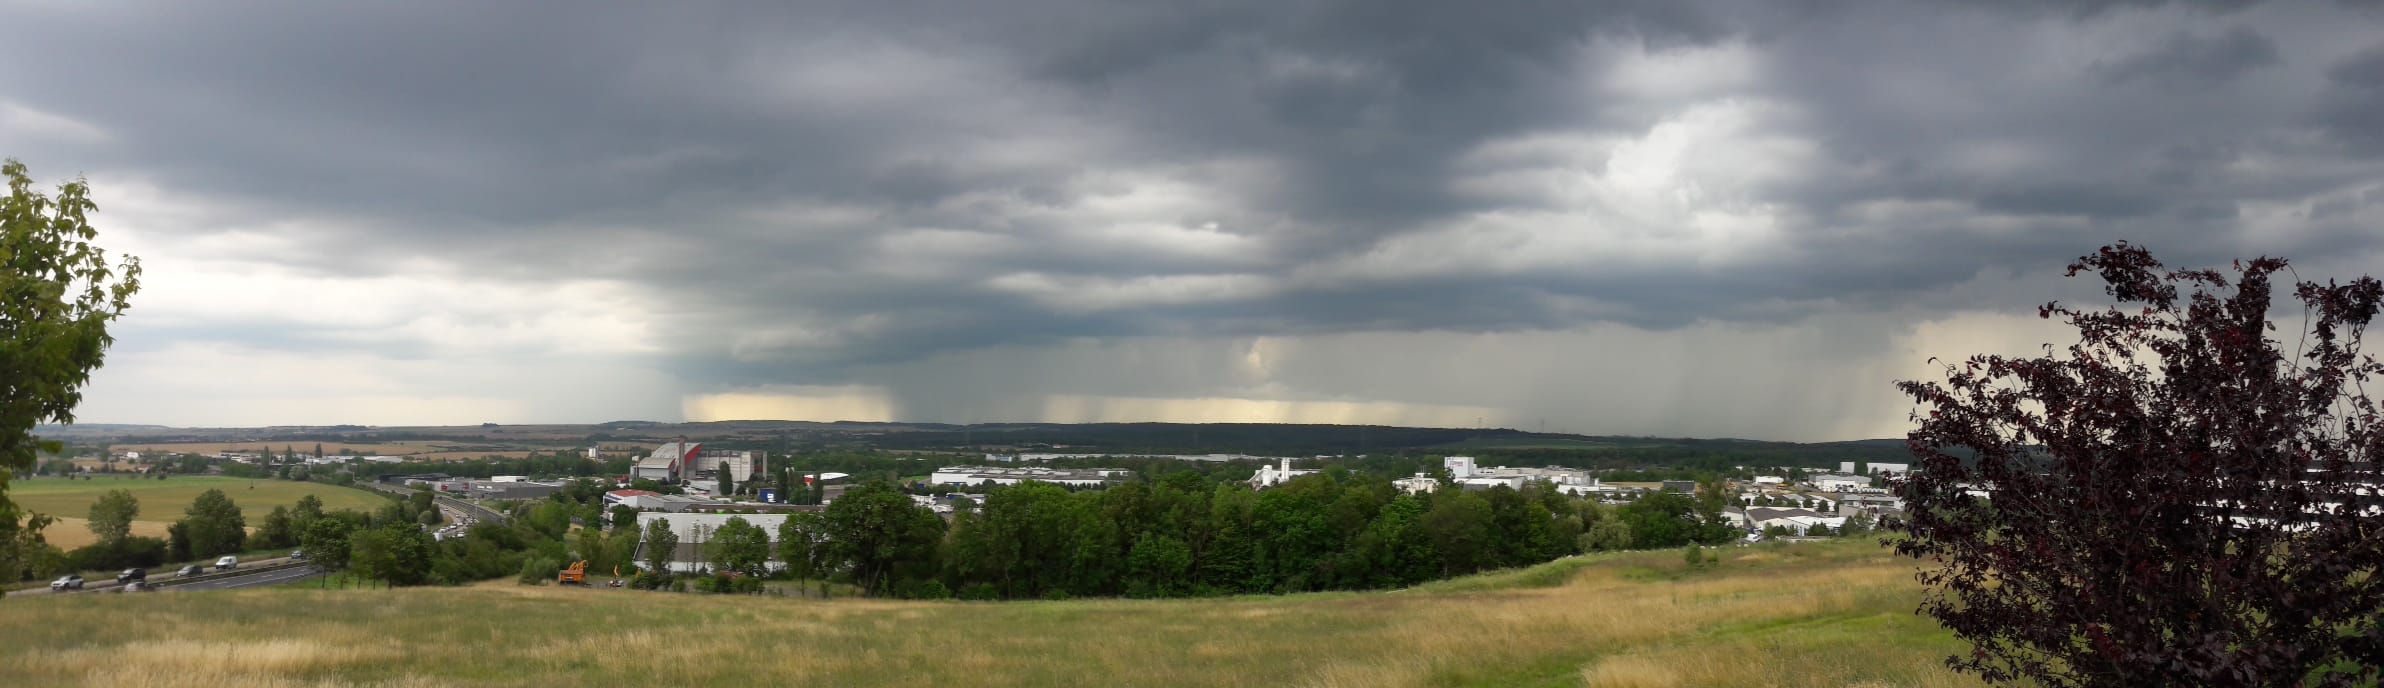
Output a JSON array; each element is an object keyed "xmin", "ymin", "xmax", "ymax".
[
  {"xmin": 363, "ymin": 482, "xmax": 511, "ymax": 524},
  {"xmin": 170, "ymin": 564, "xmax": 322, "ymax": 591},
  {"xmin": 16, "ymin": 555, "xmax": 307, "ymax": 596}
]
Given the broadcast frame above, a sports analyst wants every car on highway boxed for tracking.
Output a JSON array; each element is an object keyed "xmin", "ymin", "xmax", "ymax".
[
  {"xmin": 116, "ymin": 568, "xmax": 146, "ymax": 584},
  {"xmin": 49, "ymin": 574, "xmax": 84, "ymax": 591},
  {"xmin": 289, "ymin": 549, "xmax": 306, "ymax": 560},
  {"xmin": 215, "ymin": 555, "xmax": 240, "ymax": 571},
  {"xmin": 113, "ymin": 581, "xmax": 154, "ymax": 593},
  {"xmin": 175, "ymin": 564, "xmax": 204, "ymax": 578}
]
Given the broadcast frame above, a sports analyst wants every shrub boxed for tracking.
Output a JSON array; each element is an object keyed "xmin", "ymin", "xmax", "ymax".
[
  {"xmin": 518, "ymin": 556, "xmax": 559, "ymax": 586},
  {"xmin": 67, "ymin": 536, "xmax": 167, "ymax": 571}
]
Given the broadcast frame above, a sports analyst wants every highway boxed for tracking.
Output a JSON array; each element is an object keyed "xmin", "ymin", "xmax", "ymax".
[
  {"xmin": 170, "ymin": 564, "xmax": 321, "ymax": 591},
  {"xmin": 16, "ymin": 554, "xmax": 307, "ymax": 596},
  {"xmin": 363, "ymin": 482, "xmax": 511, "ymax": 524}
]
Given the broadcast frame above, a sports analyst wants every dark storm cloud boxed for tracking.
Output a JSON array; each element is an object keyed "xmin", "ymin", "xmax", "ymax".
[
  {"xmin": 4, "ymin": 0, "xmax": 2384, "ymax": 406},
  {"xmin": 2314, "ymin": 42, "xmax": 2384, "ymax": 154},
  {"xmin": 2093, "ymin": 26, "xmax": 2280, "ymax": 86}
]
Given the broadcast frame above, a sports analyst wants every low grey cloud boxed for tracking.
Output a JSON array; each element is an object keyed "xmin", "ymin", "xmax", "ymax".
[
  {"xmin": 2094, "ymin": 26, "xmax": 2280, "ymax": 86},
  {"xmin": 5, "ymin": 0, "xmax": 2383, "ymax": 438}
]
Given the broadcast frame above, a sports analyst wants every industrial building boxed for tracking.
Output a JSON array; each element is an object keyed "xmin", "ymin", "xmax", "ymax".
[
  {"xmin": 1809, "ymin": 473, "xmax": 1876, "ymax": 492},
  {"xmin": 1392, "ymin": 474, "xmax": 1440, "ymax": 494},
  {"xmin": 605, "ymin": 489, "xmax": 725, "ymax": 513},
  {"xmin": 463, "ymin": 480, "xmax": 563, "ymax": 500},
  {"xmin": 1443, "ymin": 457, "xmax": 1627, "ymax": 496},
  {"xmin": 630, "ymin": 512, "xmax": 794, "ymax": 574},
  {"xmin": 1248, "ymin": 458, "xmax": 1318, "ymax": 488},
  {"xmin": 630, "ymin": 440, "xmax": 766, "ymax": 491},
  {"xmin": 929, "ymin": 466, "xmax": 1129, "ymax": 488},
  {"xmin": 984, "ymin": 452, "xmax": 1281, "ymax": 463}
]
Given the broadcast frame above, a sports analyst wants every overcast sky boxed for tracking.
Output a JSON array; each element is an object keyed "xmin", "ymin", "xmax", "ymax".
[{"xmin": 5, "ymin": 0, "xmax": 2382, "ymax": 440}]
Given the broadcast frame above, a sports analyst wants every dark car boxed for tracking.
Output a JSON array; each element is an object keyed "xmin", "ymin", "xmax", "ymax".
[
  {"xmin": 117, "ymin": 568, "xmax": 147, "ymax": 584},
  {"xmin": 174, "ymin": 565, "xmax": 204, "ymax": 578},
  {"xmin": 289, "ymin": 549, "xmax": 306, "ymax": 560}
]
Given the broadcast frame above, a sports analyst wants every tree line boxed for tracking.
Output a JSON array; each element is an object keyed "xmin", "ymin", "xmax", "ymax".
[{"xmin": 639, "ymin": 471, "xmax": 1767, "ymax": 600}]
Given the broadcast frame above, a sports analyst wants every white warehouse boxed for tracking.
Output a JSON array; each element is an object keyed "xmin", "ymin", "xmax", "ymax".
[
  {"xmin": 631, "ymin": 512, "xmax": 793, "ymax": 574},
  {"xmin": 930, "ymin": 466, "xmax": 1128, "ymax": 488}
]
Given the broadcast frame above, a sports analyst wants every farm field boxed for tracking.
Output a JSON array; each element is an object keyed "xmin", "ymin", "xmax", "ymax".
[
  {"xmin": 109, "ymin": 441, "xmax": 451, "ymax": 456},
  {"xmin": 9, "ymin": 477, "xmax": 392, "ymax": 550},
  {"xmin": 0, "ymin": 539, "xmax": 1980, "ymax": 688}
]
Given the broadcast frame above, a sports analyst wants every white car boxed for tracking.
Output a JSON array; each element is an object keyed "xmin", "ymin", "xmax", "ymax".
[{"xmin": 215, "ymin": 555, "xmax": 239, "ymax": 571}]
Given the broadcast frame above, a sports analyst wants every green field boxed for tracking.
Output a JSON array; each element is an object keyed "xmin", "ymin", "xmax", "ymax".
[
  {"xmin": 0, "ymin": 539, "xmax": 1981, "ymax": 688},
  {"xmin": 8, "ymin": 476, "xmax": 392, "ymax": 550}
]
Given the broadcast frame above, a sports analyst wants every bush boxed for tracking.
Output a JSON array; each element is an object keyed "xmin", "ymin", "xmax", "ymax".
[
  {"xmin": 67, "ymin": 537, "xmax": 168, "ymax": 571},
  {"xmin": 518, "ymin": 556, "xmax": 560, "ymax": 586},
  {"xmin": 626, "ymin": 571, "xmax": 674, "ymax": 591}
]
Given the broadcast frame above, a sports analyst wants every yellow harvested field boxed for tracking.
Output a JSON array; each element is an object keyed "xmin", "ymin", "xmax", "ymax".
[
  {"xmin": 37, "ymin": 517, "xmax": 177, "ymax": 551},
  {"xmin": 8, "ymin": 476, "xmax": 391, "ymax": 548},
  {"xmin": 411, "ymin": 451, "xmax": 537, "ymax": 461},
  {"xmin": 105, "ymin": 441, "xmax": 567, "ymax": 457}
]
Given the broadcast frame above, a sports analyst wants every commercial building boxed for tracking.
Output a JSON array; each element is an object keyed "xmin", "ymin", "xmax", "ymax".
[{"xmin": 929, "ymin": 466, "xmax": 1129, "ymax": 488}]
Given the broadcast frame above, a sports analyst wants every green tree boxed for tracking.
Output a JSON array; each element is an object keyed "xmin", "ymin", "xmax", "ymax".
[
  {"xmin": 777, "ymin": 512, "xmax": 824, "ymax": 596},
  {"xmin": 717, "ymin": 466, "xmax": 735, "ymax": 497},
  {"xmin": 1421, "ymin": 491, "xmax": 1494, "ymax": 577},
  {"xmin": 0, "ymin": 160, "xmax": 141, "ymax": 586},
  {"xmin": 256, "ymin": 505, "xmax": 296, "ymax": 548},
  {"xmin": 707, "ymin": 516, "xmax": 771, "ymax": 577},
  {"xmin": 640, "ymin": 517, "xmax": 677, "ymax": 574},
  {"xmin": 349, "ymin": 524, "xmax": 431, "ymax": 587},
  {"xmin": 822, "ymin": 482, "xmax": 946, "ymax": 596},
  {"xmin": 164, "ymin": 520, "xmax": 190, "ymax": 561},
  {"xmin": 85, "ymin": 488, "xmax": 138, "ymax": 544},
  {"xmin": 1615, "ymin": 491, "xmax": 1703, "ymax": 549},
  {"xmin": 1580, "ymin": 518, "xmax": 1633, "ymax": 552},
  {"xmin": 300, "ymin": 516, "xmax": 351, "ymax": 573},
  {"xmin": 291, "ymin": 494, "xmax": 324, "ymax": 531},
  {"xmin": 180, "ymin": 489, "xmax": 247, "ymax": 558}
]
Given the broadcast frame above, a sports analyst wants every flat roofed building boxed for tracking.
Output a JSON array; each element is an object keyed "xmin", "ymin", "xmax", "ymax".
[
  {"xmin": 930, "ymin": 466, "xmax": 1128, "ymax": 488},
  {"xmin": 631, "ymin": 512, "xmax": 795, "ymax": 574}
]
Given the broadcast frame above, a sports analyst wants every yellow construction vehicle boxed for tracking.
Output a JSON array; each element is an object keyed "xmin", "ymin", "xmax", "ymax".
[{"xmin": 557, "ymin": 560, "xmax": 589, "ymax": 586}]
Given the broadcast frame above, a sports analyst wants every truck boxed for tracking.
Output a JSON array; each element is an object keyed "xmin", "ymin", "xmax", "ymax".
[{"xmin": 556, "ymin": 560, "xmax": 589, "ymax": 586}]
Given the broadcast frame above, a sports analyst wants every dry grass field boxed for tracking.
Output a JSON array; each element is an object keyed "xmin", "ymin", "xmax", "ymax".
[{"xmin": 0, "ymin": 539, "xmax": 1981, "ymax": 688}]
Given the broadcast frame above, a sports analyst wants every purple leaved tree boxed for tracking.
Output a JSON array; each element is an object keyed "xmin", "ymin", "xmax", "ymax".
[{"xmin": 1894, "ymin": 242, "xmax": 2383, "ymax": 687}]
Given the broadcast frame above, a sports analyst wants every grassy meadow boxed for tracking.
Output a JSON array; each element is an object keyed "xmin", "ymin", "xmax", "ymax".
[
  {"xmin": 0, "ymin": 539, "xmax": 1981, "ymax": 688},
  {"xmin": 9, "ymin": 476, "xmax": 390, "ymax": 550}
]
